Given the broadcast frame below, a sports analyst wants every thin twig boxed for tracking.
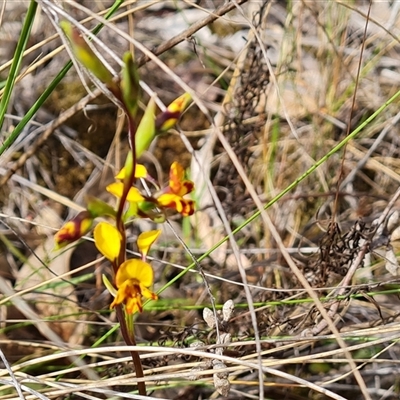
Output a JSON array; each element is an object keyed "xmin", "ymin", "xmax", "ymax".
[
  {"xmin": 340, "ymin": 110, "xmax": 400, "ymax": 189},
  {"xmin": 136, "ymin": 0, "xmax": 249, "ymax": 67}
]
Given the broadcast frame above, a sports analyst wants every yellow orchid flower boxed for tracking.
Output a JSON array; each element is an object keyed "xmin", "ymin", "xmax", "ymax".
[
  {"xmin": 110, "ymin": 259, "xmax": 157, "ymax": 314},
  {"xmin": 167, "ymin": 162, "xmax": 194, "ymax": 196},
  {"xmin": 155, "ymin": 93, "xmax": 191, "ymax": 132},
  {"xmin": 155, "ymin": 162, "xmax": 195, "ymax": 216}
]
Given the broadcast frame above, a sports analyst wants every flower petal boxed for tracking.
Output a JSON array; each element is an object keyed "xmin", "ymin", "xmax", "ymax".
[
  {"xmin": 116, "ymin": 259, "xmax": 154, "ymax": 287},
  {"xmin": 140, "ymin": 285, "xmax": 158, "ymax": 301},
  {"xmin": 126, "ymin": 187, "xmax": 145, "ymax": 203},
  {"xmin": 181, "ymin": 180, "xmax": 194, "ymax": 196},
  {"xmin": 157, "ymin": 194, "xmax": 195, "ymax": 216},
  {"xmin": 167, "ymin": 162, "xmax": 194, "ymax": 196},
  {"xmin": 109, "ymin": 260, "xmax": 157, "ymax": 314},
  {"xmin": 169, "ymin": 162, "xmax": 184, "ymax": 194},
  {"xmin": 94, "ymin": 222, "xmax": 121, "ymax": 261},
  {"xmin": 180, "ymin": 199, "xmax": 195, "ymax": 217},
  {"xmin": 110, "ymin": 279, "xmax": 135, "ymax": 310},
  {"xmin": 106, "ymin": 181, "xmax": 123, "ymax": 198},
  {"xmin": 155, "ymin": 93, "xmax": 191, "ymax": 132},
  {"xmin": 125, "ymin": 294, "xmax": 142, "ymax": 314},
  {"xmin": 106, "ymin": 182, "xmax": 144, "ymax": 202},
  {"xmin": 115, "ymin": 164, "xmax": 148, "ymax": 180},
  {"xmin": 157, "ymin": 193, "xmax": 182, "ymax": 211},
  {"xmin": 137, "ymin": 230, "xmax": 161, "ymax": 257}
]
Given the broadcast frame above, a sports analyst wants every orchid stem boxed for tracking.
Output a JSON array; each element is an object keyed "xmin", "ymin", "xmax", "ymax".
[
  {"xmin": 116, "ymin": 305, "xmax": 146, "ymax": 395},
  {"xmin": 114, "ymin": 112, "xmax": 146, "ymax": 395}
]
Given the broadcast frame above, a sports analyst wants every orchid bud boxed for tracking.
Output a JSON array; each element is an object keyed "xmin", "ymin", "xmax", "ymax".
[
  {"xmin": 135, "ymin": 97, "xmax": 156, "ymax": 158},
  {"xmin": 60, "ymin": 21, "xmax": 114, "ymax": 86},
  {"xmin": 155, "ymin": 93, "xmax": 191, "ymax": 132},
  {"xmin": 54, "ymin": 210, "xmax": 93, "ymax": 249},
  {"xmin": 121, "ymin": 52, "xmax": 140, "ymax": 117}
]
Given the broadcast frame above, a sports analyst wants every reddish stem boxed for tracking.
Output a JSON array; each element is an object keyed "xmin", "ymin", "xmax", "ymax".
[
  {"xmin": 114, "ymin": 113, "xmax": 146, "ymax": 396},
  {"xmin": 116, "ymin": 305, "xmax": 146, "ymax": 395}
]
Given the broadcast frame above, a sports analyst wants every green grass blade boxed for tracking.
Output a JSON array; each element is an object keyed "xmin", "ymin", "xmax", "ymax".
[
  {"xmin": 0, "ymin": 0, "xmax": 125, "ymax": 157},
  {"xmin": 0, "ymin": 61, "xmax": 73, "ymax": 157},
  {"xmin": 0, "ymin": 0, "xmax": 38, "ymax": 130}
]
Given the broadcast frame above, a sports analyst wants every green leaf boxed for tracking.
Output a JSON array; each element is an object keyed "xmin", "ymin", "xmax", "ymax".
[
  {"xmin": 86, "ymin": 196, "xmax": 116, "ymax": 218},
  {"xmin": 102, "ymin": 274, "xmax": 117, "ymax": 297},
  {"xmin": 0, "ymin": 0, "xmax": 125, "ymax": 156},
  {"xmin": 135, "ymin": 97, "xmax": 156, "ymax": 158},
  {"xmin": 0, "ymin": 1, "xmax": 38, "ymax": 130},
  {"xmin": 121, "ymin": 52, "xmax": 140, "ymax": 117}
]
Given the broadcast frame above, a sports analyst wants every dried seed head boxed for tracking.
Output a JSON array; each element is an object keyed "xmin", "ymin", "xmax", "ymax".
[
  {"xmin": 189, "ymin": 340, "xmax": 205, "ymax": 349},
  {"xmin": 203, "ymin": 307, "xmax": 216, "ymax": 328},
  {"xmin": 388, "ymin": 211, "xmax": 400, "ymax": 233},
  {"xmin": 222, "ymin": 299, "xmax": 234, "ymax": 322},
  {"xmin": 219, "ymin": 332, "xmax": 231, "ymax": 345},
  {"xmin": 385, "ymin": 247, "xmax": 399, "ymax": 276},
  {"xmin": 188, "ymin": 366, "xmax": 203, "ymax": 381},
  {"xmin": 213, "ymin": 363, "xmax": 230, "ymax": 397},
  {"xmin": 212, "ymin": 360, "xmax": 229, "ymax": 379},
  {"xmin": 214, "ymin": 375, "xmax": 230, "ymax": 396}
]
